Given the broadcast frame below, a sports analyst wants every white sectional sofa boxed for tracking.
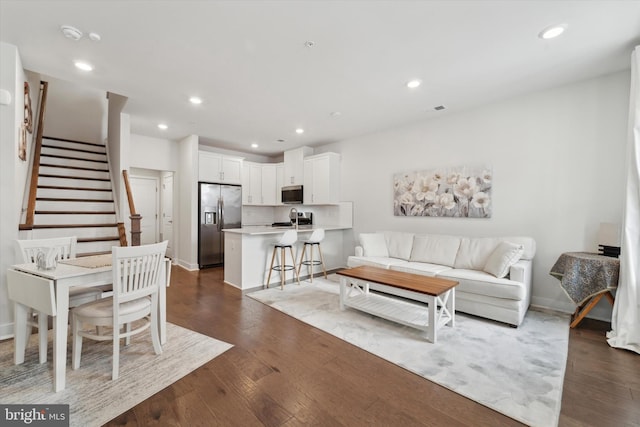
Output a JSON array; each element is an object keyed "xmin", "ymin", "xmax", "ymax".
[{"xmin": 347, "ymin": 231, "xmax": 536, "ymax": 326}]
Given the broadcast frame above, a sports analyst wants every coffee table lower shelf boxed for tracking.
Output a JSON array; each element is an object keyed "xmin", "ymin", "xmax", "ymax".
[{"xmin": 342, "ymin": 292, "xmax": 442, "ymax": 331}]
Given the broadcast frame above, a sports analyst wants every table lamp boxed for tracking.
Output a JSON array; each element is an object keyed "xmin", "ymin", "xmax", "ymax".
[{"xmin": 598, "ymin": 222, "xmax": 621, "ymax": 257}]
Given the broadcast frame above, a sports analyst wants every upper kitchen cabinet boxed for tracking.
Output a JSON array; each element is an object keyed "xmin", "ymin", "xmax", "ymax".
[
  {"xmin": 276, "ymin": 163, "xmax": 284, "ymax": 205},
  {"xmin": 198, "ymin": 151, "xmax": 243, "ymax": 184},
  {"xmin": 303, "ymin": 152, "xmax": 341, "ymax": 205},
  {"xmin": 283, "ymin": 146, "xmax": 313, "ymax": 186},
  {"xmin": 242, "ymin": 162, "xmax": 277, "ymax": 205}
]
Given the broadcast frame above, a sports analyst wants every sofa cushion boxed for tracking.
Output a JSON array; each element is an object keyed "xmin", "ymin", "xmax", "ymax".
[
  {"xmin": 390, "ymin": 262, "xmax": 452, "ymax": 277},
  {"xmin": 410, "ymin": 234, "xmax": 461, "ymax": 267},
  {"xmin": 483, "ymin": 241, "xmax": 524, "ymax": 278},
  {"xmin": 359, "ymin": 233, "xmax": 389, "ymax": 257},
  {"xmin": 347, "ymin": 256, "xmax": 408, "ymax": 269},
  {"xmin": 499, "ymin": 237, "xmax": 536, "ymax": 260},
  {"xmin": 436, "ymin": 269, "xmax": 525, "ymax": 300},
  {"xmin": 383, "ymin": 231, "xmax": 414, "ymax": 260},
  {"xmin": 453, "ymin": 237, "xmax": 500, "ymax": 270}
]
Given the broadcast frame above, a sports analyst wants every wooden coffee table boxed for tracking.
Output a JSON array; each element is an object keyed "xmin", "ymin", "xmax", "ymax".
[{"xmin": 336, "ymin": 266, "xmax": 458, "ymax": 343}]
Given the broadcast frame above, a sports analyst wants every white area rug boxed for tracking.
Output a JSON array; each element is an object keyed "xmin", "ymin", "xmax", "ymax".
[
  {"xmin": 249, "ymin": 278, "xmax": 570, "ymax": 427},
  {"xmin": 0, "ymin": 323, "xmax": 233, "ymax": 426}
]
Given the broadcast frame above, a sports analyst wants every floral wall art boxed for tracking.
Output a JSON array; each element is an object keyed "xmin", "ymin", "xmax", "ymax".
[{"xmin": 393, "ymin": 165, "xmax": 492, "ymax": 218}]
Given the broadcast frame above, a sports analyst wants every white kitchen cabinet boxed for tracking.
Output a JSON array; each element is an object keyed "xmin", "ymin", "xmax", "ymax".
[
  {"xmin": 198, "ymin": 151, "xmax": 242, "ymax": 184},
  {"xmin": 261, "ymin": 164, "xmax": 277, "ymax": 205},
  {"xmin": 242, "ymin": 162, "xmax": 278, "ymax": 205},
  {"xmin": 283, "ymin": 146, "xmax": 313, "ymax": 186},
  {"xmin": 276, "ymin": 163, "xmax": 284, "ymax": 205},
  {"xmin": 303, "ymin": 152, "xmax": 341, "ymax": 204},
  {"xmin": 242, "ymin": 161, "xmax": 262, "ymax": 204}
]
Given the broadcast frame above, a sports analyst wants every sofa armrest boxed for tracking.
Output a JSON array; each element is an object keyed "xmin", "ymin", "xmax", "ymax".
[
  {"xmin": 509, "ymin": 259, "xmax": 533, "ymax": 306},
  {"xmin": 354, "ymin": 246, "xmax": 363, "ymax": 257}
]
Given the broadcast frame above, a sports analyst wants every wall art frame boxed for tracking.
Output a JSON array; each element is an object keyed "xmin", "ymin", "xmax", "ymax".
[{"xmin": 393, "ymin": 164, "xmax": 492, "ymax": 218}]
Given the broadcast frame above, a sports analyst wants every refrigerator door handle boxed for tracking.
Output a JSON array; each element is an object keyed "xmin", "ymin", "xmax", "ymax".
[{"xmin": 218, "ymin": 199, "xmax": 223, "ymax": 231}]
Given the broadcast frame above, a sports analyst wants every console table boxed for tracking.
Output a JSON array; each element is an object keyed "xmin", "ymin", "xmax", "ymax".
[{"xmin": 550, "ymin": 252, "xmax": 619, "ymax": 328}]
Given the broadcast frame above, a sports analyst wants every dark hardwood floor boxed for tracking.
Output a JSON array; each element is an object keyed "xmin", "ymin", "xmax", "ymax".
[{"xmin": 105, "ymin": 267, "xmax": 640, "ymax": 427}]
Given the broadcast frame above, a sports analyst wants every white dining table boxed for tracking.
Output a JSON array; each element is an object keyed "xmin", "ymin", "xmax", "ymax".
[{"xmin": 7, "ymin": 256, "xmax": 171, "ymax": 392}]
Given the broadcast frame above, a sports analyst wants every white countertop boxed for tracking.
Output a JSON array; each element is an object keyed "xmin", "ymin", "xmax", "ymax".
[{"xmin": 223, "ymin": 225, "xmax": 350, "ymax": 235}]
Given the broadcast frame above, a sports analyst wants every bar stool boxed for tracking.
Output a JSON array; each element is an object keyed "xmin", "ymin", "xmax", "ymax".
[
  {"xmin": 265, "ymin": 230, "xmax": 301, "ymax": 290},
  {"xmin": 297, "ymin": 229, "xmax": 327, "ymax": 282}
]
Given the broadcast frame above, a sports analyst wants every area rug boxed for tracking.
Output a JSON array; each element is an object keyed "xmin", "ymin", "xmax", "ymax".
[
  {"xmin": 248, "ymin": 278, "xmax": 570, "ymax": 427},
  {"xmin": 0, "ymin": 323, "xmax": 233, "ymax": 426}
]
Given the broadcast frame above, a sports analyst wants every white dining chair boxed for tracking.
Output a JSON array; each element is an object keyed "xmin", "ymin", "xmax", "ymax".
[
  {"xmin": 15, "ymin": 236, "xmax": 104, "ymax": 363},
  {"xmin": 71, "ymin": 241, "xmax": 168, "ymax": 380}
]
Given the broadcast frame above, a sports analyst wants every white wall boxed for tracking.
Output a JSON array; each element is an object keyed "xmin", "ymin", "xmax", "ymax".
[
  {"xmin": 177, "ymin": 135, "xmax": 199, "ymax": 270},
  {"xmin": 130, "ymin": 134, "xmax": 178, "ymax": 171},
  {"xmin": 0, "ymin": 43, "xmax": 30, "ymax": 337},
  {"xmin": 318, "ymin": 71, "xmax": 629, "ymax": 319}
]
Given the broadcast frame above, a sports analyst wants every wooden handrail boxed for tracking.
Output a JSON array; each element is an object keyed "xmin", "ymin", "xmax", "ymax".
[
  {"xmin": 122, "ymin": 170, "xmax": 137, "ymax": 215},
  {"xmin": 122, "ymin": 170, "xmax": 141, "ymax": 246},
  {"xmin": 24, "ymin": 81, "xmax": 48, "ymax": 228}
]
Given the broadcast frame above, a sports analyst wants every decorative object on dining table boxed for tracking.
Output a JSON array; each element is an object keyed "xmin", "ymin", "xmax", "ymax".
[
  {"xmin": 393, "ymin": 164, "xmax": 492, "ymax": 218},
  {"xmin": 598, "ymin": 222, "xmax": 621, "ymax": 257},
  {"xmin": 550, "ymin": 251, "xmax": 620, "ymax": 328},
  {"xmin": 35, "ymin": 248, "xmax": 57, "ymax": 270}
]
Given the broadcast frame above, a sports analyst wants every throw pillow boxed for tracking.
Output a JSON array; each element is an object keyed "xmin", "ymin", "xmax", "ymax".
[
  {"xmin": 359, "ymin": 233, "xmax": 389, "ymax": 257},
  {"xmin": 483, "ymin": 241, "xmax": 524, "ymax": 278}
]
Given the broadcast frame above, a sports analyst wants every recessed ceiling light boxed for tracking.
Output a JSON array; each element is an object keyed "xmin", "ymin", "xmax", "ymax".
[
  {"xmin": 251, "ymin": 143, "xmax": 259, "ymax": 148},
  {"xmin": 74, "ymin": 61, "xmax": 93, "ymax": 71},
  {"xmin": 88, "ymin": 32, "xmax": 101, "ymax": 42},
  {"xmin": 295, "ymin": 128, "xmax": 304, "ymax": 134},
  {"xmin": 158, "ymin": 123, "xmax": 168, "ymax": 130},
  {"xmin": 189, "ymin": 96, "xmax": 203, "ymax": 105},
  {"xmin": 407, "ymin": 79, "xmax": 421, "ymax": 89},
  {"xmin": 539, "ymin": 24, "xmax": 567, "ymax": 39}
]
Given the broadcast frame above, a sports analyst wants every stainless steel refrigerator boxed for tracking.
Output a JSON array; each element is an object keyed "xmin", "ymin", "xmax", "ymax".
[{"xmin": 198, "ymin": 183, "xmax": 242, "ymax": 268}]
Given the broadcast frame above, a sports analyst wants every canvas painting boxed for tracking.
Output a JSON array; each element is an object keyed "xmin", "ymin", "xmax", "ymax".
[{"xmin": 393, "ymin": 165, "xmax": 492, "ymax": 218}]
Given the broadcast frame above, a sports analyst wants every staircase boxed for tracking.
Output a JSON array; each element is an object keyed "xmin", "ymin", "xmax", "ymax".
[{"xmin": 27, "ymin": 137, "xmax": 121, "ymax": 256}]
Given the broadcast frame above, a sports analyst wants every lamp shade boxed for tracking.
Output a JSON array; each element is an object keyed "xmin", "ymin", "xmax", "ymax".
[{"xmin": 598, "ymin": 222, "xmax": 621, "ymax": 247}]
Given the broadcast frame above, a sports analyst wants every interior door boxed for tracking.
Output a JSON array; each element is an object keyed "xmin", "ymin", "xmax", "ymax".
[
  {"xmin": 130, "ymin": 175, "xmax": 159, "ymax": 245},
  {"xmin": 161, "ymin": 173, "xmax": 174, "ymax": 258}
]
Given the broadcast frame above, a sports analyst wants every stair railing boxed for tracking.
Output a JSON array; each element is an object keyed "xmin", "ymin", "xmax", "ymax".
[
  {"xmin": 21, "ymin": 81, "xmax": 48, "ymax": 230},
  {"xmin": 122, "ymin": 170, "xmax": 141, "ymax": 246}
]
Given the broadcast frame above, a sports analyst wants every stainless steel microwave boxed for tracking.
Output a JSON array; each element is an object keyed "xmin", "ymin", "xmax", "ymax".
[{"xmin": 282, "ymin": 185, "xmax": 303, "ymax": 204}]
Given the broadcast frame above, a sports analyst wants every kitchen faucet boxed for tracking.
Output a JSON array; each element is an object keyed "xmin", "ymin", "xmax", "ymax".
[{"xmin": 289, "ymin": 207, "xmax": 298, "ymax": 230}]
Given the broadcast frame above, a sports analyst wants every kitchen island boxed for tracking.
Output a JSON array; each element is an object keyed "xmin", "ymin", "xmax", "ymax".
[{"xmin": 223, "ymin": 225, "xmax": 350, "ymax": 290}]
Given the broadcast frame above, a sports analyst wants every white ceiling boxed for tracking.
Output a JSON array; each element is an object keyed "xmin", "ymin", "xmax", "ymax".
[{"xmin": 2, "ymin": 1, "xmax": 639, "ymax": 155}]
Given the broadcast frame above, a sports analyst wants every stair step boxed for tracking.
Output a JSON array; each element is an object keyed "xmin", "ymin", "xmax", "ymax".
[
  {"xmin": 37, "ymin": 176, "xmax": 112, "ymax": 189},
  {"xmin": 39, "ymin": 164, "xmax": 110, "ymax": 178},
  {"xmin": 78, "ymin": 236, "xmax": 120, "ymax": 243},
  {"xmin": 36, "ymin": 200, "xmax": 115, "ymax": 211},
  {"xmin": 77, "ymin": 240, "xmax": 120, "ymax": 254},
  {"xmin": 40, "ymin": 154, "xmax": 109, "ymax": 171},
  {"xmin": 35, "ymin": 213, "xmax": 116, "ymax": 225},
  {"xmin": 29, "ymin": 226, "xmax": 119, "ymax": 239},
  {"xmin": 37, "ymin": 188, "xmax": 113, "ymax": 201},
  {"xmin": 30, "ymin": 223, "xmax": 118, "ymax": 229},
  {"xmin": 36, "ymin": 197, "xmax": 114, "ymax": 203},
  {"xmin": 41, "ymin": 144, "xmax": 107, "ymax": 157},
  {"xmin": 40, "ymin": 152, "xmax": 107, "ymax": 164},
  {"xmin": 43, "ymin": 136, "xmax": 106, "ymax": 151},
  {"xmin": 39, "ymin": 173, "xmax": 110, "ymax": 182},
  {"xmin": 38, "ymin": 185, "xmax": 111, "ymax": 192},
  {"xmin": 35, "ymin": 210, "xmax": 116, "ymax": 215}
]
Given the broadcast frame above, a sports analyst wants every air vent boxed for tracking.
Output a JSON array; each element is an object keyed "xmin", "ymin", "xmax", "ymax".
[{"xmin": 434, "ymin": 105, "xmax": 446, "ymax": 111}]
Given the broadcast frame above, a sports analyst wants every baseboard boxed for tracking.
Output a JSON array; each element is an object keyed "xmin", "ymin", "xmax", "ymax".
[
  {"xmin": 530, "ymin": 296, "xmax": 613, "ymax": 323},
  {"xmin": 175, "ymin": 259, "xmax": 199, "ymax": 271},
  {"xmin": 0, "ymin": 322, "xmax": 14, "ymax": 340}
]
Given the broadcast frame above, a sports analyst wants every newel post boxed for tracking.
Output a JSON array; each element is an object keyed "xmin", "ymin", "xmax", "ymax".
[{"xmin": 130, "ymin": 214, "xmax": 142, "ymax": 246}]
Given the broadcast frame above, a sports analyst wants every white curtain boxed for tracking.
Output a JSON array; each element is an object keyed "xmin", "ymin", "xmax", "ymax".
[{"xmin": 607, "ymin": 46, "xmax": 640, "ymax": 354}]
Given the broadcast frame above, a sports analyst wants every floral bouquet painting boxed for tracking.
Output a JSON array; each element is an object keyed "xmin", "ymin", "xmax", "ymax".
[{"xmin": 393, "ymin": 165, "xmax": 492, "ymax": 218}]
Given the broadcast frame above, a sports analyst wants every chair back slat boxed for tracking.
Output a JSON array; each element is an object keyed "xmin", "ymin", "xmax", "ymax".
[
  {"xmin": 113, "ymin": 242, "xmax": 167, "ymax": 304},
  {"xmin": 16, "ymin": 236, "xmax": 77, "ymax": 263}
]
